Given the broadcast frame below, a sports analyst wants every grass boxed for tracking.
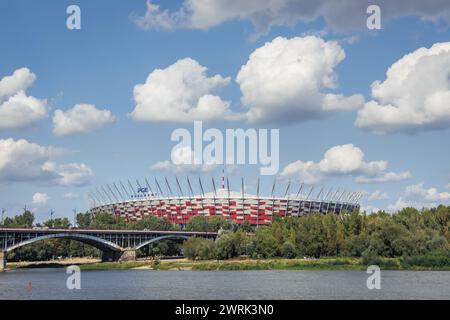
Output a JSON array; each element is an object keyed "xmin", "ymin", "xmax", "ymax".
[{"xmin": 6, "ymin": 255, "xmax": 450, "ymax": 271}]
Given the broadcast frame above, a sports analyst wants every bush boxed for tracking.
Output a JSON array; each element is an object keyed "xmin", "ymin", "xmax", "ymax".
[
  {"xmin": 400, "ymin": 250, "xmax": 450, "ymax": 269},
  {"xmin": 281, "ymin": 241, "xmax": 296, "ymax": 258},
  {"xmin": 182, "ymin": 237, "xmax": 215, "ymax": 260},
  {"xmin": 361, "ymin": 249, "xmax": 383, "ymax": 266}
]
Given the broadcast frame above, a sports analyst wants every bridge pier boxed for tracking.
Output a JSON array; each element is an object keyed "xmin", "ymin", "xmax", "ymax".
[
  {"xmin": 101, "ymin": 248, "xmax": 136, "ymax": 262},
  {"xmin": 0, "ymin": 251, "xmax": 6, "ymax": 272},
  {"xmin": 119, "ymin": 248, "xmax": 136, "ymax": 262}
]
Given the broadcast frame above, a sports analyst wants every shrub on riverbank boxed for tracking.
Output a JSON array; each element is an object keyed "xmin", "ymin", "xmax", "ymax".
[{"xmin": 400, "ymin": 250, "xmax": 450, "ymax": 269}]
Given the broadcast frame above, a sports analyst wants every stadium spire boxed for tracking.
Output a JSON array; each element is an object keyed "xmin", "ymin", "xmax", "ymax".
[{"xmin": 221, "ymin": 167, "xmax": 225, "ymax": 189}]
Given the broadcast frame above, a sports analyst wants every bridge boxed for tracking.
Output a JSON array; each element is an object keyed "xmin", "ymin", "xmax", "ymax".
[{"xmin": 0, "ymin": 228, "xmax": 217, "ymax": 271}]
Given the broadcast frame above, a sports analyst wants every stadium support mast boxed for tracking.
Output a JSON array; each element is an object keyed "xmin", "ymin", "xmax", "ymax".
[
  {"xmin": 198, "ymin": 177, "xmax": 205, "ymax": 197},
  {"xmin": 127, "ymin": 180, "xmax": 136, "ymax": 197},
  {"xmin": 296, "ymin": 183, "xmax": 304, "ymax": 199},
  {"xmin": 324, "ymin": 188, "xmax": 333, "ymax": 201},
  {"xmin": 316, "ymin": 186, "xmax": 324, "ymax": 201},
  {"xmin": 284, "ymin": 180, "xmax": 291, "ymax": 197},
  {"xmin": 186, "ymin": 176, "xmax": 194, "ymax": 197},
  {"xmin": 241, "ymin": 177, "xmax": 245, "ymax": 214},
  {"xmin": 164, "ymin": 177, "xmax": 174, "ymax": 196},
  {"xmin": 88, "ymin": 192, "xmax": 100, "ymax": 207},
  {"xmin": 107, "ymin": 184, "xmax": 120, "ymax": 202},
  {"xmin": 95, "ymin": 188, "xmax": 107, "ymax": 204},
  {"xmin": 284, "ymin": 180, "xmax": 291, "ymax": 217},
  {"xmin": 101, "ymin": 186, "xmax": 114, "ymax": 203},
  {"xmin": 226, "ymin": 177, "xmax": 231, "ymax": 217},
  {"xmin": 211, "ymin": 177, "xmax": 217, "ymax": 198},
  {"xmin": 175, "ymin": 176, "xmax": 183, "ymax": 197},
  {"xmin": 154, "ymin": 177, "xmax": 164, "ymax": 197},
  {"xmin": 144, "ymin": 178, "xmax": 154, "ymax": 197},
  {"xmin": 305, "ymin": 186, "xmax": 314, "ymax": 201},
  {"xmin": 356, "ymin": 192, "xmax": 364, "ymax": 203},
  {"xmin": 331, "ymin": 188, "xmax": 340, "ymax": 201},
  {"xmin": 221, "ymin": 168, "xmax": 225, "ymax": 189},
  {"xmin": 256, "ymin": 177, "xmax": 260, "ymax": 198},
  {"xmin": 119, "ymin": 181, "xmax": 131, "ymax": 199},
  {"xmin": 256, "ymin": 177, "xmax": 260, "ymax": 227},
  {"xmin": 271, "ymin": 178, "xmax": 276, "ymax": 198},
  {"xmin": 324, "ymin": 188, "xmax": 333, "ymax": 211},
  {"xmin": 113, "ymin": 183, "xmax": 125, "ymax": 201}
]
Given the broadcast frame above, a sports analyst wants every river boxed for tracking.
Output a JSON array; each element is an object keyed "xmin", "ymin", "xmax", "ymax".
[{"xmin": 0, "ymin": 269, "xmax": 449, "ymax": 299}]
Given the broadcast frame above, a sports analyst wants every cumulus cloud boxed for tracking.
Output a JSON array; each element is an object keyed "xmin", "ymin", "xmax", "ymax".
[
  {"xmin": 130, "ymin": 58, "xmax": 242, "ymax": 123},
  {"xmin": 356, "ymin": 42, "xmax": 450, "ymax": 134},
  {"xmin": 133, "ymin": 1, "xmax": 450, "ymax": 36},
  {"xmin": 360, "ymin": 205, "xmax": 381, "ymax": 214},
  {"xmin": 387, "ymin": 198, "xmax": 414, "ymax": 212},
  {"xmin": 0, "ymin": 68, "xmax": 47, "ymax": 130},
  {"xmin": 279, "ymin": 144, "xmax": 410, "ymax": 184},
  {"xmin": 355, "ymin": 171, "xmax": 412, "ymax": 183},
  {"xmin": 53, "ymin": 104, "xmax": 115, "ymax": 136},
  {"xmin": 152, "ymin": 146, "xmax": 217, "ymax": 173},
  {"xmin": 405, "ymin": 182, "xmax": 450, "ymax": 202},
  {"xmin": 367, "ymin": 190, "xmax": 389, "ymax": 201},
  {"xmin": 236, "ymin": 36, "xmax": 364, "ymax": 124},
  {"xmin": 387, "ymin": 182, "xmax": 450, "ymax": 212},
  {"xmin": 0, "ymin": 138, "xmax": 93, "ymax": 186},
  {"xmin": 32, "ymin": 192, "xmax": 49, "ymax": 206},
  {"xmin": 63, "ymin": 192, "xmax": 79, "ymax": 199}
]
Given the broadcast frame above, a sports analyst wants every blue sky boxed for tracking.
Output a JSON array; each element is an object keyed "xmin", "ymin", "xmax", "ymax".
[{"xmin": 1, "ymin": 0, "xmax": 450, "ymax": 223}]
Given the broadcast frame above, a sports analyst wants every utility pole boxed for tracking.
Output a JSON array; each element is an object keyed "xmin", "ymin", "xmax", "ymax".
[
  {"xmin": 73, "ymin": 208, "xmax": 77, "ymax": 229},
  {"xmin": 50, "ymin": 210, "xmax": 54, "ymax": 228},
  {"xmin": 1, "ymin": 208, "xmax": 5, "ymax": 226}
]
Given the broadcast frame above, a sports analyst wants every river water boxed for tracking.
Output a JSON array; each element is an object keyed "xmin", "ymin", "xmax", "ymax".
[{"xmin": 0, "ymin": 269, "xmax": 449, "ymax": 299}]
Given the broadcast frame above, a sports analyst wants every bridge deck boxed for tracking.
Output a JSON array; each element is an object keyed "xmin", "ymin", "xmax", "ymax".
[{"xmin": 0, "ymin": 228, "xmax": 217, "ymax": 236}]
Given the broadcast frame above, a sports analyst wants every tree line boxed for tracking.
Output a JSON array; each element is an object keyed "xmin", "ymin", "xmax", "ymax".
[
  {"xmin": 1, "ymin": 206, "xmax": 449, "ymax": 265},
  {"xmin": 182, "ymin": 206, "xmax": 450, "ymax": 266}
]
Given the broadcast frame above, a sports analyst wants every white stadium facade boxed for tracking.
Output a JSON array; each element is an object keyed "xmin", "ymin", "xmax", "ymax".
[{"xmin": 88, "ymin": 175, "xmax": 362, "ymax": 227}]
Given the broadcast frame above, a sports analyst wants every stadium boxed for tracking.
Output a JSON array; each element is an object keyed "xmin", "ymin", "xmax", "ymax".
[{"xmin": 88, "ymin": 174, "xmax": 362, "ymax": 227}]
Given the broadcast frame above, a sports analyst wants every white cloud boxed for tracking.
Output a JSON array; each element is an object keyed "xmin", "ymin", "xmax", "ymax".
[
  {"xmin": 53, "ymin": 104, "xmax": 115, "ymax": 136},
  {"xmin": 0, "ymin": 138, "xmax": 93, "ymax": 186},
  {"xmin": 355, "ymin": 171, "xmax": 412, "ymax": 183},
  {"xmin": 236, "ymin": 36, "xmax": 364, "ymax": 124},
  {"xmin": 405, "ymin": 182, "xmax": 450, "ymax": 202},
  {"xmin": 387, "ymin": 182, "xmax": 450, "ymax": 212},
  {"xmin": 0, "ymin": 67, "xmax": 36, "ymax": 98},
  {"xmin": 45, "ymin": 162, "xmax": 94, "ymax": 187},
  {"xmin": 367, "ymin": 190, "xmax": 389, "ymax": 201},
  {"xmin": 133, "ymin": 0, "xmax": 188, "ymax": 30},
  {"xmin": 356, "ymin": 42, "xmax": 450, "ymax": 134},
  {"xmin": 133, "ymin": 1, "xmax": 450, "ymax": 36},
  {"xmin": 279, "ymin": 144, "xmax": 410, "ymax": 184},
  {"xmin": 130, "ymin": 58, "xmax": 241, "ymax": 123},
  {"xmin": 360, "ymin": 205, "xmax": 381, "ymax": 214},
  {"xmin": 152, "ymin": 146, "xmax": 217, "ymax": 173},
  {"xmin": 0, "ymin": 68, "xmax": 47, "ymax": 130},
  {"xmin": 63, "ymin": 192, "xmax": 79, "ymax": 199},
  {"xmin": 387, "ymin": 198, "xmax": 414, "ymax": 212},
  {"xmin": 32, "ymin": 192, "xmax": 49, "ymax": 206}
]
